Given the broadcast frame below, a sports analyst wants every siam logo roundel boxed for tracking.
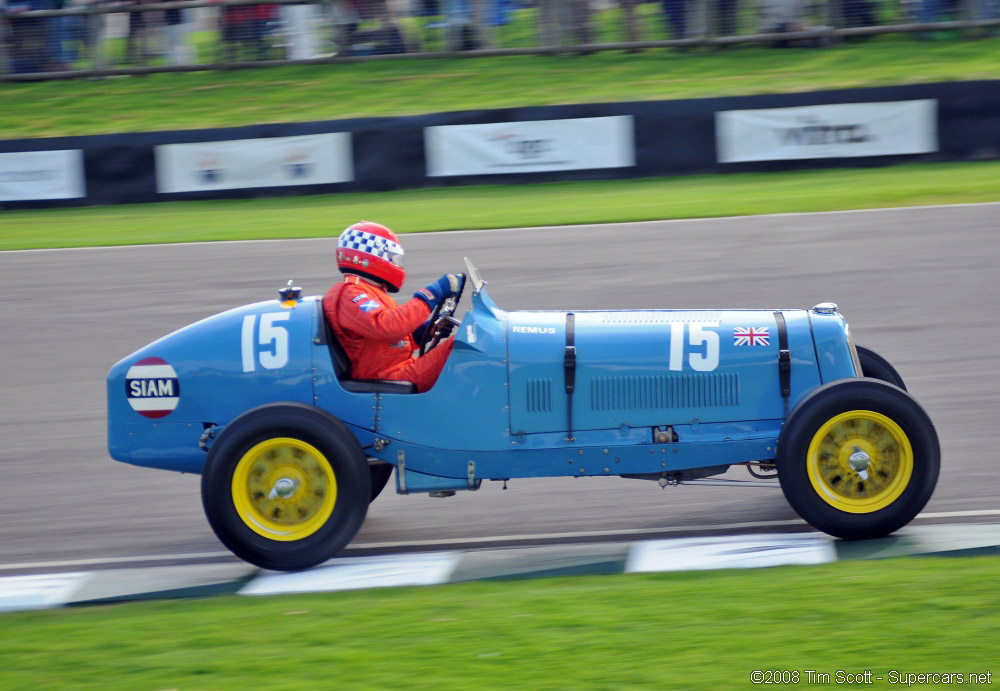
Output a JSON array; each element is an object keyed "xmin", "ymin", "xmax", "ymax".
[{"xmin": 125, "ymin": 357, "xmax": 180, "ymax": 419}]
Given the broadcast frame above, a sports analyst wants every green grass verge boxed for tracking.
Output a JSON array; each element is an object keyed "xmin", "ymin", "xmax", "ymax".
[
  {"xmin": 2, "ymin": 35, "xmax": 999, "ymax": 138},
  {"xmin": 1, "ymin": 557, "xmax": 997, "ymax": 689},
  {"xmin": 2, "ymin": 161, "xmax": 998, "ymax": 251}
]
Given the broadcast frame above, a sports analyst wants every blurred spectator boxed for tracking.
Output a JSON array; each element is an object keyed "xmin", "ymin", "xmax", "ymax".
[
  {"xmin": 52, "ymin": 0, "xmax": 86, "ymax": 66},
  {"xmin": 917, "ymin": 0, "xmax": 942, "ymax": 23},
  {"xmin": 442, "ymin": 0, "xmax": 476, "ymax": 50},
  {"xmin": 125, "ymin": 0, "xmax": 150, "ymax": 65},
  {"xmin": 758, "ymin": 0, "xmax": 827, "ymax": 45},
  {"xmin": 758, "ymin": 0, "xmax": 804, "ymax": 33},
  {"xmin": 661, "ymin": 0, "xmax": 686, "ymax": 38},
  {"xmin": 715, "ymin": 0, "xmax": 738, "ymax": 37},
  {"xmin": 905, "ymin": 0, "xmax": 959, "ymax": 37},
  {"xmin": 5, "ymin": 0, "xmax": 59, "ymax": 72},
  {"xmin": 435, "ymin": 0, "xmax": 486, "ymax": 51},
  {"xmin": 219, "ymin": 0, "xmax": 277, "ymax": 60},
  {"xmin": 620, "ymin": 0, "xmax": 641, "ymax": 43},
  {"xmin": 164, "ymin": 5, "xmax": 194, "ymax": 65},
  {"xmin": 486, "ymin": 0, "xmax": 512, "ymax": 26},
  {"xmin": 330, "ymin": 0, "xmax": 408, "ymax": 54},
  {"xmin": 539, "ymin": 0, "xmax": 593, "ymax": 49},
  {"xmin": 975, "ymin": 0, "xmax": 998, "ymax": 35},
  {"xmin": 843, "ymin": 0, "xmax": 876, "ymax": 27},
  {"xmin": 912, "ymin": 0, "xmax": 971, "ymax": 25},
  {"xmin": 346, "ymin": 4, "xmax": 406, "ymax": 53},
  {"xmin": 329, "ymin": 0, "xmax": 360, "ymax": 53}
]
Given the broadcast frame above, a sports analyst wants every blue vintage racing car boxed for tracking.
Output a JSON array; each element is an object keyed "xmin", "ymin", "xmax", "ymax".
[{"xmin": 108, "ymin": 258, "xmax": 939, "ymax": 570}]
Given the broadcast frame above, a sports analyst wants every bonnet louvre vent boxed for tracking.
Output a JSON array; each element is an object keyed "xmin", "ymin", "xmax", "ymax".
[
  {"xmin": 525, "ymin": 378, "xmax": 554, "ymax": 413},
  {"xmin": 590, "ymin": 373, "xmax": 739, "ymax": 411}
]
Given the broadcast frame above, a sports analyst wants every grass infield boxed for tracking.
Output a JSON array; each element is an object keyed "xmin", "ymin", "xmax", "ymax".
[
  {"xmin": 1, "ymin": 556, "xmax": 997, "ymax": 688},
  {"xmin": 1, "ymin": 37, "xmax": 999, "ymax": 139},
  {"xmin": 2, "ymin": 162, "xmax": 999, "ymax": 251}
]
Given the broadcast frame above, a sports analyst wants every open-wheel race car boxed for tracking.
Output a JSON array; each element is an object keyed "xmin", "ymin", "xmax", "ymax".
[{"xmin": 108, "ymin": 258, "xmax": 939, "ymax": 571}]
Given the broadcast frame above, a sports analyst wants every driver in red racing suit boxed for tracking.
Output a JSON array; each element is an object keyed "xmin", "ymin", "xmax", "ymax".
[{"xmin": 324, "ymin": 221, "xmax": 460, "ymax": 393}]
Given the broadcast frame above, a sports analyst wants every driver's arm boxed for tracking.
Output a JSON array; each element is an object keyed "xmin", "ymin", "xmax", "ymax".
[
  {"xmin": 412, "ymin": 317, "xmax": 433, "ymax": 345},
  {"xmin": 332, "ymin": 275, "xmax": 458, "ymax": 344},
  {"xmin": 335, "ymin": 287, "xmax": 431, "ymax": 344}
]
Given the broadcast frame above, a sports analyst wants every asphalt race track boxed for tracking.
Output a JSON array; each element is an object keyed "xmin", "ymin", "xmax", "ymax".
[{"xmin": 2, "ymin": 204, "xmax": 998, "ymax": 574}]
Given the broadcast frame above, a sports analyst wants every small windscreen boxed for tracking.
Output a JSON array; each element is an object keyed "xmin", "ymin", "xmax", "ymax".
[{"xmin": 464, "ymin": 257, "xmax": 485, "ymax": 294}]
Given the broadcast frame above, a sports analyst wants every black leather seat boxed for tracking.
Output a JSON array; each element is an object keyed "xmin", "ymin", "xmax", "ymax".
[{"xmin": 317, "ymin": 302, "xmax": 417, "ymax": 394}]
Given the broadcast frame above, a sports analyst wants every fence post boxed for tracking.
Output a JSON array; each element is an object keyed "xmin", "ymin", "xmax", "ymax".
[
  {"xmin": 697, "ymin": 0, "xmax": 709, "ymax": 40},
  {"xmin": 473, "ymin": 0, "xmax": 494, "ymax": 48},
  {"xmin": 86, "ymin": 3, "xmax": 106, "ymax": 71},
  {"xmin": 960, "ymin": 0, "xmax": 975, "ymax": 37},
  {"xmin": 826, "ymin": 0, "xmax": 843, "ymax": 30},
  {"xmin": 0, "ymin": 14, "xmax": 9, "ymax": 75},
  {"xmin": 537, "ymin": 0, "xmax": 558, "ymax": 51}
]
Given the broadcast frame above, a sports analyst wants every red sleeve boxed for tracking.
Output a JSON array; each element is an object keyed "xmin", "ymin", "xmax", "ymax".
[{"xmin": 325, "ymin": 283, "xmax": 430, "ymax": 344}]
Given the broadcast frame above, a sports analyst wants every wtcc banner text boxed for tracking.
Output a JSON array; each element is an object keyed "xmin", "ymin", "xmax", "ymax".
[
  {"xmin": 155, "ymin": 133, "xmax": 353, "ymax": 193},
  {"xmin": 424, "ymin": 116, "xmax": 635, "ymax": 177},
  {"xmin": 715, "ymin": 100, "xmax": 938, "ymax": 163}
]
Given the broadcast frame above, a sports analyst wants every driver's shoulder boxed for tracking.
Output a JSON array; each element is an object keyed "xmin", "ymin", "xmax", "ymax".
[{"xmin": 329, "ymin": 280, "xmax": 369, "ymax": 299}]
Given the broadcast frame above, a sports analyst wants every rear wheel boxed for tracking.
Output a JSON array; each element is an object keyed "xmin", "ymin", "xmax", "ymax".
[
  {"xmin": 777, "ymin": 379, "xmax": 938, "ymax": 540},
  {"xmin": 201, "ymin": 403, "xmax": 370, "ymax": 571},
  {"xmin": 856, "ymin": 345, "xmax": 906, "ymax": 390}
]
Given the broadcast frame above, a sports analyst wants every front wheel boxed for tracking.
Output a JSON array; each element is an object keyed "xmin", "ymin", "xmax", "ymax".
[
  {"xmin": 777, "ymin": 379, "xmax": 939, "ymax": 540},
  {"xmin": 201, "ymin": 403, "xmax": 371, "ymax": 571}
]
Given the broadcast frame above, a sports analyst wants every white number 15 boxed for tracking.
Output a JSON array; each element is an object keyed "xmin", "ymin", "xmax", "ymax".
[
  {"xmin": 669, "ymin": 322, "xmax": 720, "ymax": 372},
  {"xmin": 241, "ymin": 312, "xmax": 291, "ymax": 372}
]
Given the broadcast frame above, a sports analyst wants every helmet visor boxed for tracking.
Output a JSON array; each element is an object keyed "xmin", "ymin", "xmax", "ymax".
[{"xmin": 387, "ymin": 245, "xmax": 405, "ymax": 268}]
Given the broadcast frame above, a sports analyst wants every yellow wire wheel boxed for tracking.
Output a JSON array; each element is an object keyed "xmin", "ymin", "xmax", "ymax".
[
  {"xmin": 231, "ymin": 437, "xmax": 338, "ymax": 541},
  {"xmin": 806, "ymin": 410, "xmax": 913, "ymax": 513}
]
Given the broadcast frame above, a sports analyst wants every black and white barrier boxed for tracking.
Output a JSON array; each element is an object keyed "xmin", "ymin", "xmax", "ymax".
[{"xmin": 2, "ymin": 80, "xmax": 998, "ymax": 209}]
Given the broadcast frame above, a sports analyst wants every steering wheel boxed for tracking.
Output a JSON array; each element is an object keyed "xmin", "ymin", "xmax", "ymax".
[{"xmin": 417, "ymin": 273, "xmax": 466, "ymax": 355}]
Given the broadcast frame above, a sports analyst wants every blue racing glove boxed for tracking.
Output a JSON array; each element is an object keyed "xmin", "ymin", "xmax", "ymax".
[
  {"xmin": 413, "ymin": 314, "xmax": 457, "ymax": 346},
  {"xmin": 414, "ymin": 274, "xmax": 460, "ymax": 310}
]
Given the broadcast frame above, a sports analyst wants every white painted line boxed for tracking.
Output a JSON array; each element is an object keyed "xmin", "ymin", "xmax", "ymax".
[
  {"xmin": 0, "ymin": 551, "xmax": 234, "ymax": 572},
  {"xmin": 2, "ymin": 510, "xmax": 996, "ymax": 573},
  {"xmin": 919, "ymin": 510, "xmax": 1000, "ymax": 519},
  {"xmin": 4, "ymin": 201, "xmax": 999, "ymax": 254}
]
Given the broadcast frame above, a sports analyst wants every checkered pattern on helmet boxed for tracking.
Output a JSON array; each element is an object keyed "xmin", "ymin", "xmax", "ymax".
[{"xmin": 338, "ymin": 229, "xmax": 404, "ymax": 261}]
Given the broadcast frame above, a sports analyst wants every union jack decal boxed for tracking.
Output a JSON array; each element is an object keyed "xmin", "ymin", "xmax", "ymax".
[{"xmin": 734, "ymin": 326, "xmax": 770, "ymax": 346}]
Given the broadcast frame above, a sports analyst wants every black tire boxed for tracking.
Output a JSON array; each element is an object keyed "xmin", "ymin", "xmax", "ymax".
[
  {"xmin": 856, "ymin": 344, "xmax": 906, "ymax": 391},
  {"xmin": 777, "ymin": 379, "xmax": 939, "ymax": 540},
  {"xmin": 201, "ymin": 403, "xmax": 371, "ymax": 571},
  {"xmin": 369, "ymin": 463, "xmax": 394, "ymax": 502}
]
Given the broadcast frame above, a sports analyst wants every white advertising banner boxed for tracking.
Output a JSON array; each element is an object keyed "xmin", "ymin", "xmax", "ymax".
[
  {"xmin": 0, "ymin": 150, "xmax": 86, "ymax": 201},
  {"xmin": 155, "ymin": 133, "xmax": 353, "ymax": 193},
  {"xmin": 716, "ymin": 99, "xmax": 938, "ymax": 163},
  {"xmin": 425, "ymin": 115, "xmax": 635, "ymax": 177}
]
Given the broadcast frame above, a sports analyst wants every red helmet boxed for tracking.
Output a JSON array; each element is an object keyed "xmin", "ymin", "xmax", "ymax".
[{"xmin": 336, "ymin": 221, "xmax": 406, "ymax": 293}]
